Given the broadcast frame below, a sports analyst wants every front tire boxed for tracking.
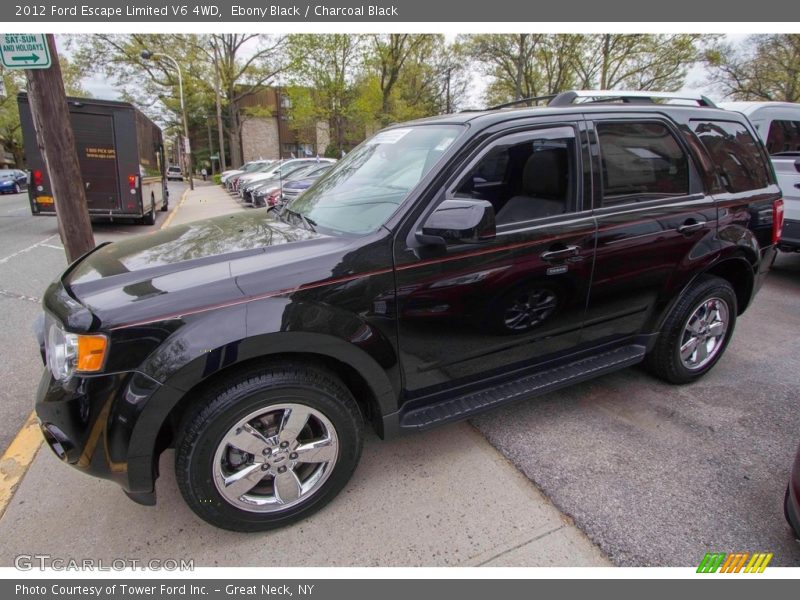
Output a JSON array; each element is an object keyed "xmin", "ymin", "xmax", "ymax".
[
  {"xmin": 645, "ymin": 275, "xmax": 737, "ymax": 384},
  {"xmin": 175, "ymin": 363, "xmax": 363, "ymax": 531}
]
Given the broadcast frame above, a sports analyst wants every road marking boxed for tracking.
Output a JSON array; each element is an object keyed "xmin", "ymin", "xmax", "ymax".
[
  {"xmin": 0, "ymin": 412, "xmax": 42, "ymax": 520},
  {"xmin": 0, "ymin": 234, "xmax": 59, "ymax": 265},
  {"xmin": 160, "ymin": 187, "xmax": 189, "ymax": 230},
  {"xmin": 0, "ymin": 185, "xmax": 192, "ymax": 519}
]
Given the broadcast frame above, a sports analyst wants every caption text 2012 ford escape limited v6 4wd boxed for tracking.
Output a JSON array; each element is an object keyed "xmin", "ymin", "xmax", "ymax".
[{"xmin": 35, "ymin": 91, "xmax": 784, "ymax": 531}]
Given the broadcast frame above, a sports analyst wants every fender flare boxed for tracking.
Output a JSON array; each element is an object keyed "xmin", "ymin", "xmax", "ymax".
[{"xmin": 125, "ymin": 331, "xmax": 398, "ymax": 493}]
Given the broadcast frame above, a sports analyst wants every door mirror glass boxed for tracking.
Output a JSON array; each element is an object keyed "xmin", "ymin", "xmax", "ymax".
[{"xmin": 418, "ymin": 199, "xmax": 496, "ymax": 245}]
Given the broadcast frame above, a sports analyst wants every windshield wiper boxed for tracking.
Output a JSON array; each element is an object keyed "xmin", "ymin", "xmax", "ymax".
[{"xmin": 283, "ymin": 207, "xmax": 317, "ymax": 232}]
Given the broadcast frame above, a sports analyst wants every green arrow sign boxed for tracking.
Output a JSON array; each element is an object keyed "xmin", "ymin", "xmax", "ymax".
[{"xmin": 1, "ymin": 34, "xmax": 51, "ymax": 70}]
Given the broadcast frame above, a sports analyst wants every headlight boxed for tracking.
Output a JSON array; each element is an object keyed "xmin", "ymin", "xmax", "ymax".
[{"xmin": 45, "ymin": 320, "xmax": 108, "ymax": 381}]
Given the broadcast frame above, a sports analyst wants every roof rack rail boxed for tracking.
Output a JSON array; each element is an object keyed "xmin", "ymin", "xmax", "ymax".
[
  {"xmin": 548, "ymin": 90, "xmax": 717, "ymax": 108},
  {"xmin": 487, "ymin": 95, "xmax": 558, "ymax": 110}
]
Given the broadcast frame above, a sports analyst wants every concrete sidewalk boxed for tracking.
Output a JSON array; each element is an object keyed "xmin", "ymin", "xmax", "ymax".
[{"xmin": 0, "ymin": 183, "xmax": 610, "ymax": 567}]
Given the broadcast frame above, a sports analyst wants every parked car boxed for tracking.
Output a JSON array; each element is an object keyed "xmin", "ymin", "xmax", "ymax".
[
  {"xmin": 227, "ymin": 161, "xmax": 277, "ymax": 192},
  {"xmin": 253, "ymin": 163, "xmax": 335, "ymax": 210},
  {"xmin": 34, "ymin": 90, "xmax": 783, "ymax": 531},
  {"xmin": 0, "ymin": 169, "xmax": 28, "ymax": 194},
  {"xmin": 278, "ymin": 163, "xmax": 335, "ymax": 205},
  {"xmin": 786, "ymin": 442, "xmax": 800, "ymax": 540},
  {"xmin": 221, "ymin": 160, "xmax": 273, "ymax": 186},
  {"xmin": 166, "ymin": 165, "xmax": 183, "ymax": 181},
  {"xmin": 720, "ymin": 102, "xmax": 799, "ymax": 252},
  {"xmin": 240, "ymin": 159, "xmax": 333, "ymax": 203},
  {"xmin": 247, "ymin": 164, "xmax": 321, "ymax": 208}
]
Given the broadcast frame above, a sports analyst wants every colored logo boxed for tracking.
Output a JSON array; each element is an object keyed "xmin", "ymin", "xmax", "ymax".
[{"xmin": 697, "ymin": 552, "xmax": 773, "ymax": 573}]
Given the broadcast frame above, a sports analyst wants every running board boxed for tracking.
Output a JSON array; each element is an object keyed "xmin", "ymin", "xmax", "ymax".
[{"xmin": 400, "ymin": 345, "xmax": 647, "ymax": 430}]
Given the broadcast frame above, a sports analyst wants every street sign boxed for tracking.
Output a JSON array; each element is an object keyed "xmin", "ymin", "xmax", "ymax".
[
  {"xmin": 183, "ymin": 136, "xmax": 191, "ymax": 154},
  {"xmin": 210, "ymin": 154, "xmax": 219, "ymax": 160},
  {"xmin": 0, "ymin": 34, "xmax": 52, "ymax": 70}
]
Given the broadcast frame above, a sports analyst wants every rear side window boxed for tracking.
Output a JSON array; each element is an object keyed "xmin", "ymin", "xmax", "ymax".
[
  {"xmin": 766, "ymin": 120, "xmax": 800, "ymax": 155},
  {"xmin": 691, "ymin": 120, "xmax": 771, "ymax": 192},
  {"xmin": 596, "ymin": 121, "xmax": 689, "ymax": 206}
]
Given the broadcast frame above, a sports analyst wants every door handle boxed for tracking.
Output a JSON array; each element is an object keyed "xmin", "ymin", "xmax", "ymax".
[
  {"xmin": 540, "ymin": 245, "xmax": 581, "ymax": 261},
  {"xmin": 677, "ymin": 220, "xmax": 706, "ymax": 234}
]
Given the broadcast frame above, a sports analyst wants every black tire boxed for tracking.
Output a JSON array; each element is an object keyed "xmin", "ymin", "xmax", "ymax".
[
  {"xmin": 645, "ymin": 275, "xmax": 737, "ymax": 384},
  {"xmin": 141, "ymin": 196, "xmax": 156, "ymax": 226},
  {"xmin": 175, "ymin": 362, "xmax": 363, "ymax": 531}
]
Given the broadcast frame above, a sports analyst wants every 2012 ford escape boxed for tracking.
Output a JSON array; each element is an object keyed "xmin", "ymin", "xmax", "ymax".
[{"xmin": 35, "ymin": 91, "xmax": 784, "ymax": 531}]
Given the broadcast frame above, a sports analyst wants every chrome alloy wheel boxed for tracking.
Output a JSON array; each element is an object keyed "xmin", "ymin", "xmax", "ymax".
[
  {"xmin": 679, "ymin": 297, "xmax": 730, "ymax": 370},
  {"xmin": 503, "ymin": 288, "xmax": 558, "ymax": 331},
  {"xmin": 212, "ymin": 403, "xmax": 339, "ymax": 513}
]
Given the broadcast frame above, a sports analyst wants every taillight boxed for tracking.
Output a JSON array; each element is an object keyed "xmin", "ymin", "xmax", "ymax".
[
  {"xmin": 128, "ymin": 175, "xmax": 138, "ymax": 196},
  {"xmin": 267, "ymin": 190, "xmax": 280, "ymax": 206},
  {"xmin": 33, "ymin": 170, "xmax": 43, "ymax": 186},
  {"xmin": 773, "ymin": 198, "xmax": 784, "ymax": 245}
]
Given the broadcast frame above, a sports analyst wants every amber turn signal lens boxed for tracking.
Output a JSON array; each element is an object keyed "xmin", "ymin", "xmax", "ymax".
[{"xmin": 76, "ymin": 335, "xmax": 108, "ymax": 372}]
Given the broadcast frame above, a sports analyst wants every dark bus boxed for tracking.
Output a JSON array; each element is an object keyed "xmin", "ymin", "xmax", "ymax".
[{"xmin": 18, "ymin": 93, "xmax": 169, "ymax": 225}]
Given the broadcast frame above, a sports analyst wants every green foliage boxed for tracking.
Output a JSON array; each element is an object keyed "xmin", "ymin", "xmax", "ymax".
[
  {"xmin": 213, "ymin": 173, "xmax": 221, "ymax": 185},
  {"xmin": 703, "ymin": 35, "xmax": 800, "ymax": 102},
  {"xmin": 460, "ymin": 34, "xmax": 708, "ymax": 107}
]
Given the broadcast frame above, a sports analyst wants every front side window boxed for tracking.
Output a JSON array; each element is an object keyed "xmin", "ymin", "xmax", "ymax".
[
  {"xmin": 597, "ymin": 121, "xmax": 689, "ymax": 205},
  {"xmin": 766, "ymin": 120, "xmax": 800, "ymax": 156},
  {"xmin": 452, "ymin": 126, "xmax": 577, "ymax": 226},
  {"xmin": 692, "ymin": 120, "xmax": 771, "ymax": 192},
  {"xmin": 288, "ymin": 125, "xmax": 463, "ymax": 235}
]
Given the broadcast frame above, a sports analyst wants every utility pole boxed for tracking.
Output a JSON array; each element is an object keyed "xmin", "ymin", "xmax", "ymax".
[
  {"xmin": 211, "ymin": 38, "xmax": 227, "ymax": 171},
  {"xmin": 206, "ymin": 115, "xmax": 214, "ymax": 175},
  {"xmin": 25, "ymin": 34, "xmax": 94, "ymax": 262}
]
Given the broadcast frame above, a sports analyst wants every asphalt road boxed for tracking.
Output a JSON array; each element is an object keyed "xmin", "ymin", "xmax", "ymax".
[
  {"xmin": 473, "ymin": 251, "xmax": 800, "ymax": 566},
  {"xmin": 0, "ymin": 183, "xmax": 187, "ymax": 454}
]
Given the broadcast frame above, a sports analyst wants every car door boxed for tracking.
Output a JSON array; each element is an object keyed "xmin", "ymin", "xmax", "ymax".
[
  {"xmin": 393, "ymin": 122, "xmax": 596, "ymax": 401},
  {"xmin": 580, "ymin": 115, "xmax": 718, "ymax": 347}
]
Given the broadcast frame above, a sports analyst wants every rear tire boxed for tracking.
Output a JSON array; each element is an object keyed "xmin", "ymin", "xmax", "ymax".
[
  {"xmin": 175, "ymin": 363, "xmax": 363, "ymax": 531},
  {"xmin": 141, "ymin": 196, "xmax": 156, "ymax": 226},
  {"xmin": 645, "ymin": 275, "xmax": 737, "ymax": 384}
]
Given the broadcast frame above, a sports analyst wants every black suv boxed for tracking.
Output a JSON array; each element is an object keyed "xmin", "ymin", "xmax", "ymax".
[{"xmin": 35, "ymin": 91, "xmax": 784, "ymax": 531}]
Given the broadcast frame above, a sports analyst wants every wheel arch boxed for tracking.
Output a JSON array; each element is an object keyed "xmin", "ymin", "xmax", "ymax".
[
  {"xmin": 651, "ymin": 254, "xmax": 756, "ymax": 335},
  {"xmin": 126, "ymin": 332, "xmax": 398, "ymax": 495}
]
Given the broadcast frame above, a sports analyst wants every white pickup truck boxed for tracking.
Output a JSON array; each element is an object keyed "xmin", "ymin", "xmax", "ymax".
[{"xmin": 720, "ymin": 102, "xmax": 800, "ymax": 252}]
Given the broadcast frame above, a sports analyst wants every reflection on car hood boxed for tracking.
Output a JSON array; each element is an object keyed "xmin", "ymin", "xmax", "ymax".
[{"xmin": 61, "ymin": 211, "xmax": 347, "ymax": 326}]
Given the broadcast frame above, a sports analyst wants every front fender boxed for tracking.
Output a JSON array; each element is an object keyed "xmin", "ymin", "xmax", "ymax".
[{"xmin": 125, "ymin": 302, "xmax": 399, "ymax": 493}]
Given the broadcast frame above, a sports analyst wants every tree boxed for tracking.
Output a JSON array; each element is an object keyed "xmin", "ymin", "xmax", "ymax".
[
  {"xmin": 285, "ymin": 34, "xmax": 366, "ymax": 153},
  {"xmin": 370, "ymin": 34, "xmax": 430, "ymax": 123},
  {"xmin": 461, "ymin": 34, "xmax": 707, "ymax": 107},
  {"xmin": 69, "ymin": 34, "xmax": 287, "ymax": 168},
  {"xmin": 704, "ymin": 35, "xmax": 800, "ymax": 102},
  {"xmin": 572, "ymin": 34, "xmax": 705, "ymax": 91}
]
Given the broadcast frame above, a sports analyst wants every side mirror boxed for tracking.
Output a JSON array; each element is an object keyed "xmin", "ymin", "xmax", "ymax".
[{"xmin": 417, "ymin": 199, "xmax": 496, "ymax": 246}]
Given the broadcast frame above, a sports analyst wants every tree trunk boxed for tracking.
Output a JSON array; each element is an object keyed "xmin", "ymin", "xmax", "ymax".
[
  {"xmin": 228, "ymin": 104, "xmax": 242, "ymax": 167},
  {"xmin": 515, "ymin": 34, "xmax": 526, "ymax": 101},
  {"xmin": 26, "ymin": 35, "xmax": 95, "ymax": 263}
]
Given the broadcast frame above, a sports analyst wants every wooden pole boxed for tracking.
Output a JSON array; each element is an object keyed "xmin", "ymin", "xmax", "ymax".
[{"xmin": 25, "ymin": 34, "xmax": 94, "ymax": 263}]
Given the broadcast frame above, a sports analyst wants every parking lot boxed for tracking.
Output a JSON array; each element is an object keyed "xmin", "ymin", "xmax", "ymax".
[{"xmin": 0, "ymin": 183, "xmax": 798, "ymax": 567}]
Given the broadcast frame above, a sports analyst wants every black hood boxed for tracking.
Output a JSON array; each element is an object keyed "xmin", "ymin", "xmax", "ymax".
[{"xmin": 62, "ymin": 211, "xmax": 351, "ymax": 328}]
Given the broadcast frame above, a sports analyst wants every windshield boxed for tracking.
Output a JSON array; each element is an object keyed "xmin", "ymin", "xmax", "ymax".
[{"xmin": 287, "ymin": 125, "xmax": 463, "ymax": 235}]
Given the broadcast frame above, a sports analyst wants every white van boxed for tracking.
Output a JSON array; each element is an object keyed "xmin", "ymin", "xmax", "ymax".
[{"xmin": 720, "ymin": 102, "xmax": 800, "ymax": 252}]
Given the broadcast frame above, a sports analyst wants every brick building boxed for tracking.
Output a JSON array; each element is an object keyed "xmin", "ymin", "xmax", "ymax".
[{"xmin": 237, "ymin": 87, "xmax": 330, "ymax": 162}]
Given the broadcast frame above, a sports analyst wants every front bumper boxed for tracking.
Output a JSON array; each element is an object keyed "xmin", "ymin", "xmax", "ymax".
[{"xmin": 34, "ymin": 368, "xmax": 163, "ymax": 503}]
